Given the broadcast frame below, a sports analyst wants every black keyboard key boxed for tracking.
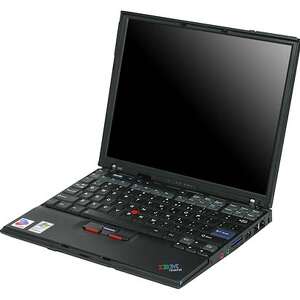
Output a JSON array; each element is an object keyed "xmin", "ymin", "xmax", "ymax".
[
  {"xmin": 186, "ymin": 246, "xmax": 197, "ymax": 254},
  {"xmin": 94, "ymin": 177, "xmax": 110, "ymax": 186},
  {"xmin": 231, "ymin": 210, "xmax": 244, "ymax": 217},
  {"xmin": 202, "ymin": 243, "xmax": 218, "ymax": 253},
  {"xmin": 64, "ymin": 187, "xmax": 80, "ymax": 195},
  {"xmin": 77, "ymin": 199, "xmax": 91, "ymax": 206},
  {"xmin": 251, "ymin": 209, "xmax": 263, "ymax": 217},
  {"xmin": 55, "ymin": 193, "xmax": 78, "ymax": 203},
  {"xmin": 81, "ymin": 176, "xmax": 96, "ymax": 184},
  {"xmin": 222, "ymin": 207, "xmax": 235, "ymax": 215},
  {"xmin": 148, "ymin": 218, "xmax": 158, "ymax": 225},
  {"xmin": 86, "ymin": 185, "xmax": 99, "ymax": 192},
  {"xmin": 235, "ymin": 218, "xmax": 251, "ymax": 226},
  {"xmin": 108, "ymin": 178, "xmax": 132, "ymax": 188},
  {"xmin": 240, "ymin": 207, "xmax": 250, "ymax": 214},
  {"xmin": 192, "ymin": 240, "xmax": 206, "ymax": 248},
  {"xmin": 81, "ymin": 192, "xmax": 93, "ymax": 198},
  {"xmin": 197, "ymin": 233, "xmax": 224, "ymax": 246},
  {"xmin": 90, "ymin": 169, "xmax": 107, "ymax": 178},
  {"xmin": 160, "ymin": 220, "xmax": 173, "ymax": 229},
  {"xmin": 91, "ymin": 194, "xmax": 105, "ymax": 202},
  {"xmin": 207, "ymin": 217, "xmax": 223, "ymax": 227},
  {"xmin": 99, "ymin": 205, "xmax": 113, "ymax": 212},
  {"xmin": 174, "ymin": 242, "xmax": 185, "ymax": 250},
  {"xmin": 230, "ymin": 224, "xmax": 244, "ymax": 232},
  {"xmin": 179, "ymin": 236, "xmax": 194, "ymax": 246},
  {"xmin": 97, "ymin": 188, "xmax": 110, "ymax": 195},
  {"xmin": 185, "ymin": 228, "xmax": 197, "ymax": 235},
  {"xmin": 244, "ymin": 213, "xmax": 257, "ymax": 221},
  {"xmin": 111, "ymin": 173, "xmax": 134, "ymax": 181},
  {"xmin": 208, "ymin": 203, "xmax": 221, "ymax": 211},
  {"xmin": 110, "ymin": 191, "xmax": 124, "ymax": 198},
  {"xmin": 88, "ymin": 202, "xmax": 102, "ymax": 209},
  {"xmin": 56, "ymin": 201, "xmax": 72, "ymax": 210},
  {"xmin": 45, "ymin": 198, "xmax": 60, "ymax": 207},
  {"xmin": 110, "ymin": 207, "xmax": 123, "ymax": 215},
  {"xmin": 73, "ymin": 182, "xmax": 88, "ymax": 189},
  {"xmin": 102, "ymin": 197, "xmax": 117, "ymax": 205},
  {"xmin": 174, "ymin": 224, "xmax": 183, "ymax": 232},
  {"xmin": 163, "ymin": 232, "xmax": 177, "ymax": 241},
  {"xmin": 197, "ymin": 249, "xmax": 210, "ymax": 257},
  {"xmin": 69, "ymin": 205, "xmax": 85, "ymax": 214},
  {"xmin": 226, "ymin": 204, "xmax": 239, "ymax": 211}
]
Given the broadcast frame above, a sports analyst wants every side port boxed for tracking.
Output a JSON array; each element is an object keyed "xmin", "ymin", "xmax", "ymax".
[
  {"xmin": 230, "ymin": 236, "xmax": 243, "ymax": 249},
  {"xmin": 253, "ymin": 216, "xmax": 268, "ymax": 235},
  {"xmin": 253, "ymin": 223, "xmax": 260, "ymax": 234},
  {"xmin": 260, "ymin": 220, "xmax": 266, "ymax": 229},
  {"xmin": 245, "ymin": 231, "xmax": 252, "ymax": 241}
]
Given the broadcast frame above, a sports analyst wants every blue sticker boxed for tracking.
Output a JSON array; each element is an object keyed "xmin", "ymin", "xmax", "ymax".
[{"xmin": 211, "ymin": 228, "xmax": 236, "ymax": 240}]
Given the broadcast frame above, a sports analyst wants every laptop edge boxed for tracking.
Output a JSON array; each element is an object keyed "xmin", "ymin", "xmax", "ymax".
[{"xmin": 1, "ymin": 12, "xmax": 299, "ymax": 288}]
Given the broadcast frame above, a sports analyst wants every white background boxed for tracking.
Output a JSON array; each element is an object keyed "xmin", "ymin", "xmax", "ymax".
[{"xmin": 0, "ymin": 0, "xmax": 299, "ymax": 298}]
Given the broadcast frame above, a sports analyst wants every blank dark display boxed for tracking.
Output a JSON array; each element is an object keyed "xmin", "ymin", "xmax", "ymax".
[{"xmin": 107, "ymin": 19, "xmax": 291, "ymax": 194}]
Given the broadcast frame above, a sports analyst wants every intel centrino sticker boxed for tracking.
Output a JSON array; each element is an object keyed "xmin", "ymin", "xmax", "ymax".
[
  {"xmin": 11, "ymin": 218, "xmax": 34, "ymax": 229},
  {"xmin": 29, "ymin": 221, "xmax": 54, "ymax": 234}
]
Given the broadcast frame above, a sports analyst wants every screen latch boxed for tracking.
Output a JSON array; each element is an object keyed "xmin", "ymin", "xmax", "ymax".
[
  {"xmin": 249, "ymin": 198, "xmax": 256, "ymax": 208},
  {"xmin": 111, "ymin": 164, "xmax": 123, "ymax": 171}
]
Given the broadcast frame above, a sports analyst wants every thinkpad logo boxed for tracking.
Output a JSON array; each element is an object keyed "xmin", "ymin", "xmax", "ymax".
[{"xmin": 158, "ymin": 263, "xmax": 183, "ymax": 272}]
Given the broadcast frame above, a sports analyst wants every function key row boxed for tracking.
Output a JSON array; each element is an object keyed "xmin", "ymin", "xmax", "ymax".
[
  {"xmin": 93, "ymin": 176, "xmax": 132, "ymax": 188},
  {"xmin": 130, "ymin": 184, "xmax": 175, "ymax": 199},
  {"xmin": 174, "ymin": 194, "xmax": 225, "ymax": 211},
  {"xmin": 79, "ymin": 168, "xmax": 109, "ymax": 184},
  {"xmin": 222, "ymin": 204, "xmax": 263, "ymax": 221}
]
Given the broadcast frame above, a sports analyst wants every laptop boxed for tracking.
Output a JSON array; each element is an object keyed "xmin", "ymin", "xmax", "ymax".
[{"xmin": 1, "ymin": 11, "xmax": 299, "ymax": 288}]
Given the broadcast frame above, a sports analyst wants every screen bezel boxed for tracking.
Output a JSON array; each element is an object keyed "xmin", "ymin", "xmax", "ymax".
[{"xmin": 99, "ymin": 11, "xmax": 300, "ymax": 209}]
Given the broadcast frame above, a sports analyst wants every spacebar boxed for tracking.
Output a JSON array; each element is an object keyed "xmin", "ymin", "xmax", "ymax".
[{"xmin": 81, "ymin": 209, "xmax": 157, "ymax": 237}]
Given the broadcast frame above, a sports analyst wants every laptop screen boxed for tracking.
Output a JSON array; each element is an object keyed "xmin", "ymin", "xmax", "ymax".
[{"xmin": 107, "ymin": 18, "xmax": 292, "ymax": 195}]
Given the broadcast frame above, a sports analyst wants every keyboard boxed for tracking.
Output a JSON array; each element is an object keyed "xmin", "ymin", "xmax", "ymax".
[{"xmin": 44, "ymin": 169, "xmax": 264, "ymax": 257}]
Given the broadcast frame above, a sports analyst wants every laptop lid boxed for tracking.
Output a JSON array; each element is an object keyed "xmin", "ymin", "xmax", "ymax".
[{"xmin": 99, "ymin": 11, "xmax": 299, "ymax": 209}]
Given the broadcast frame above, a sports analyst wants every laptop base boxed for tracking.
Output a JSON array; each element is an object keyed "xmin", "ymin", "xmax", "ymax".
[{"xmin": 1, "ymin": 168, "xmax": 272, "ymax": 288}]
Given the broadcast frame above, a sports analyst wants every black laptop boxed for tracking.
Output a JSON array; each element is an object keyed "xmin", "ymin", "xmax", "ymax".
[{"xmin": 2, "ymin": 11, "xmax": 299, "ymax": 288}]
